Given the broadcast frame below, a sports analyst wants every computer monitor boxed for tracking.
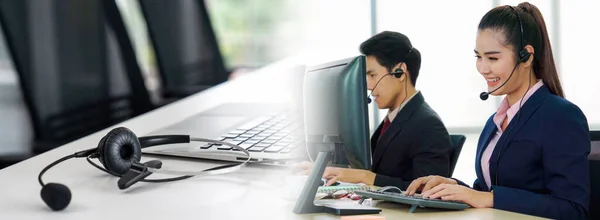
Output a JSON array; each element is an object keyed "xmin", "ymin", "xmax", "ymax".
[
  {"xmin": 293, "ymin": 55, "xmax": 381, "ymax": 215},
  {"xmin": 302, "ymin": 55, "xmax": 371, "ymax": 170}
]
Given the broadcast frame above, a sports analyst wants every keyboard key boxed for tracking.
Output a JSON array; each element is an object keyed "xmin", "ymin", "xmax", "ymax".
[
  {"xmin": 239, "ymin": 143, "xmax": 255, "ymax": 149},
  {"xmin": 271, "ymin": 141, "xmax": 287, "ymax": 146},
  {"xmin": 249, "ymin": 137, "xmax": 265, "ymax": 141},
  {"xmin": 232, "ymin": 143, "xmax": 254, "ymax": 151},
  {"xmin": 228, "ymin": 130, "xmax": 245, "ymax": 135},
  {"xmin": 271, "ymin": 125, "xmax": 285, "ymax": 130},
  {"xmin": 266, "ymin": 137, "xmax": 282, "ymax": 142},
  {"xmin": 243, "ymin": 140, "xmax": 260, "ymax": 144},
  {"xmin": 233, "ymin": 137, "xmax": 248, "ymax": 142},
  {"xmin": 221, "ymin": 133, "xmax": 238, "ymax": 138},
  {"xmin": 270, "ymin": 134, "xmax": 286, "ymax": 139},
  {"xmin": 280, "ymin": 148, "xmax": 293, "ymax": 153},
  {"xmin": 200, "ymin": 143, "xmax": 213, "ymax": 149},
  {"xmin": 260, "ymin": 132, "xmax": 275, "ymax": 136},
  {"xmin": 276, "ymin": 131, "xmax": 290, "ymax": 136},
  {"xmin": 239, "ymin": 134, "xmax": 254, "ymax": 138},
  {"xmin": 260, "ymin": 140, "xmax": 277, "ymax": 144},
  {"xmin": 237, "ymin": 116, "xmax": 271, "ymax": 130},
  {"xmin": 254, "ymin": 133, "xmax": 269, "ymax": 138},
  {"xmin": 264, "ymin": 145, "xmax": 284, "ymax": 153},
  {"xmin": 254, "ymin": 143, "xmax": 271, "ymax": 148},
  {"xmin": 254, "ymin": 125, "xmax": 270, "ymax": 130},
  {"xmin": 217, "ymin": 145, "xmax": 232, "ymax": 150},
  {"xmin": 248, "ymin": 147, "xmax": 265, "ymax": 152},
  {"xmin": 225, "ymin": 140, "xmax": 242, "ymax": 145},
  {"xmin": 281, "ymin": 137, "xmax": 294, "ymax": 142},
  {"xmin": 277, "ymin": 139, "xmax": 292, "ymax": 144},
  {"xmin": 221, "ymin": 138, "xmax": 234, "ymax": 142}
]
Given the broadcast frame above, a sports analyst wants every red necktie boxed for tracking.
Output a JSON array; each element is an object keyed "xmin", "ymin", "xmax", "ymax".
[{"xmin": 380, "ymin": 117, "xmax": 391, "ymax": 138}]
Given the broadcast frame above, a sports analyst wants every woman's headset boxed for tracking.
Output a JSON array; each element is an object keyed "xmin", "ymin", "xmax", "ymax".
[
  {"xmin": 38, "ymin": 127, "xmax": 252, "ymax": 211},
  {"xmin": 479, "ymin": 6, "xmax": 532, "ymax": 101},
  {"xmin": 493, "ymin": 5, "xmax": 534, "ymax": 186}
]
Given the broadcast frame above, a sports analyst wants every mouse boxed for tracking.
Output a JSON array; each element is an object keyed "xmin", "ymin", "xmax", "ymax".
[{"xmin": 320, "ymin": 178, "xmax": 341, "ymax": 186}]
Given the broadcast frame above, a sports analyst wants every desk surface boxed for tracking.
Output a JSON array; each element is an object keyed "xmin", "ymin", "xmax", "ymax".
[{"xmin": 0, "ymin": 56, "xmax": 546, "ymax": 219}]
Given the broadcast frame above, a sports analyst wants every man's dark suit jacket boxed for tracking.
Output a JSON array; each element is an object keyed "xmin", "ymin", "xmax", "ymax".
[{"xmin": 370, "ymin": 92, "xmax": 453, "ymax": 189}]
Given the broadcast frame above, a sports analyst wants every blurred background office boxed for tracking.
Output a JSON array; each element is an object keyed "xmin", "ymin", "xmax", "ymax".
[{"xmin": 0, "ymin": 0, "xmax": 598, "ymax": 185}]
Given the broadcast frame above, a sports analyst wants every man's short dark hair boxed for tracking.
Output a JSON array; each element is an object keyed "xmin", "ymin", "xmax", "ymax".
[{"xmin": 359, "ymin": 31, "xmax": 421, "ymax": 86}]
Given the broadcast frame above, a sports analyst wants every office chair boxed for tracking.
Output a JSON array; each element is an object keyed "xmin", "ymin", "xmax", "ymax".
[
  {"xmin": 137, "ymin": 0, "xmax": 230, "ymax": 100},
  {"xmin": 0, "ymin": 0, "xmax": 155, "ymax": 154},
  {"xmin": 449, "ymin": 134, "xmax": 466, "ymax": 177},
  {"xmin": 589, "ymin": 131, "xmax": 600, "ymax": 220}
]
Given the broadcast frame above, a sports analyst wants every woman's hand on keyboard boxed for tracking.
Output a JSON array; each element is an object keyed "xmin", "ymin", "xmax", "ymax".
[
  {"xmin": 404, "ymin": 175, "xmax": 458, "ymax": 196},
  {"xmin": 420, "ymin": 184, "xmax": 493, "ymax": 208}
]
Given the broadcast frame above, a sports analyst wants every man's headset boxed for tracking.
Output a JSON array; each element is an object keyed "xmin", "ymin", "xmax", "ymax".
[
  {"xmin": 479, "ymin": 6, "xmax": 531, "ymax": 101},
  {"xmin": 38, "ymin": 127, "xmax": 252, "ymax": 211},
  {"xmin": 367, "ymin": 47, "xmax": 414, "ymax": 104}
]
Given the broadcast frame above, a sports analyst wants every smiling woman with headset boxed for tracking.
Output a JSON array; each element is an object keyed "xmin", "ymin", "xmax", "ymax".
[{"xmin": 404, "ymin": 2, "xmax": 590, "ymax": 219}]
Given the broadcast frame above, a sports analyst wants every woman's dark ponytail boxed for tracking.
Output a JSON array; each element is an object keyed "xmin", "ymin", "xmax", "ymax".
[{"xmin": 518, "ymin": 2, "xmax": 564, "ymax": 98}]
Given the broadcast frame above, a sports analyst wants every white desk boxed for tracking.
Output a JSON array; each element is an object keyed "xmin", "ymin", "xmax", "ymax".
[{"xmin": 0, "ymin": 56, "xmax": 546, "ymax": 219}]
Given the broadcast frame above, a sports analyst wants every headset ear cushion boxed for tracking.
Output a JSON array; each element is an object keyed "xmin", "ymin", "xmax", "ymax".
[
  {"xmin": 100, "ymin": 127, "xmax": 142, "ymax": 175},
  {"xmin": 96, "ymin": 136, "xmax": 108, "ymax": 167}
]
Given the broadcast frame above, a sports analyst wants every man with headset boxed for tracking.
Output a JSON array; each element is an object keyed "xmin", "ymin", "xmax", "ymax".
[{"xmin": 299, "ymin": 31, "xmax": 454, "ymax": 190}]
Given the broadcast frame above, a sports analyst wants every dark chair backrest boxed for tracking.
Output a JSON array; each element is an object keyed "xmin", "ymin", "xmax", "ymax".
[
  {"xmin": 449, "ymin": 134, "xmax": 466, "ymax": 177},
  {"xmin": 137, "ymin": 0, "xmax": 229, "ymax": 99},
  {"xmin": 0, "ymin": 0, "xmax": 154, "ymax": 153},
  {"xmin": 589, "ymin": 131, "xmax": 600, "ymax": 220}
]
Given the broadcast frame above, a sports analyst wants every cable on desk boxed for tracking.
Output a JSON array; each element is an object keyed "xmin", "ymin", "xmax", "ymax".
[{"xmin": 38, "ymin": 154, "xmax": 76, "ymax": 187}]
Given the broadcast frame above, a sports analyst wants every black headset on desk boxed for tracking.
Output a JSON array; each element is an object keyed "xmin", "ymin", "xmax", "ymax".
[{"xmin": 38, "ymin": 127, "xmax": 254, "ymax": 211}]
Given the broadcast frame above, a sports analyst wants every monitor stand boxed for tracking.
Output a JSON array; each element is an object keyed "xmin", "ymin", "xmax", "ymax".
[{"xmin": 292, "ymin": 151, "xmax": 381, "ymax": 215}]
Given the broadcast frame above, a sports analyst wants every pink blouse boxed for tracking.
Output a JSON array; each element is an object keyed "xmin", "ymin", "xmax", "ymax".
[{"xmin": 481, "ymin": 80, "xmax": 544, "ymax": 188}]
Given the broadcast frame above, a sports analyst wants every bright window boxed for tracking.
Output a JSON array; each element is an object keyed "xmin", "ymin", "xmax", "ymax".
[
  {"xmin": 559, "ymin": 1, "xmax": 600, "ymax": 128},
  {"xmin": 376, "ymin": 0, "xmax": 495, "ymax": 129}
]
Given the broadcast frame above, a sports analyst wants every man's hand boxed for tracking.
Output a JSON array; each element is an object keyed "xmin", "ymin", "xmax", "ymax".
[
  {"xmin": 291, "ymin": 161, "xmax": 376, "ymax": 186},
  {"xmin": 322, "ymin": 167, "xmax": 376, "ymax": 186}
]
